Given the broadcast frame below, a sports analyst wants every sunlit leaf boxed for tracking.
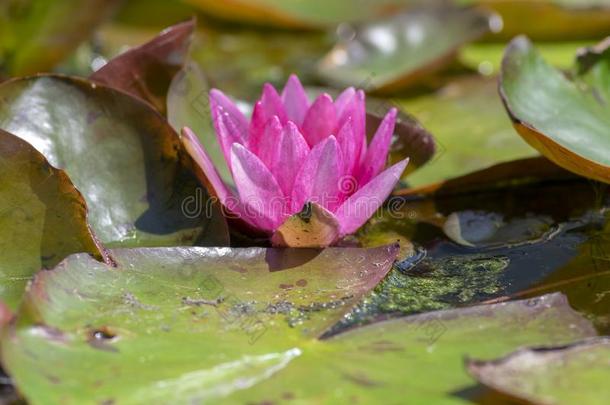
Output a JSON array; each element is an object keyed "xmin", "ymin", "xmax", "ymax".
[
  {"xmin": 500, "ymin": 36, "xmax": 610, "ymax": 183},
  {"xmin": 0, "ymin": 129, "xmax": 108, "ymax": 311},
  {"xmin": 1, "ymin": 244, "xmax": 398, "ymax": 403},
  {"xmin": 0, "ymin": 75, "xmax": 228, "ymax": 247},
  {"xmin": 468, "ymin": 337, "xmax": 610, "ymax": 405},
  {"xmin": 317, "ymin": 6, "xmax": 491, "ymax": 93},
  {"xmin": 226, "ymin": 293, "xmax": 595, "ymax": 403}
]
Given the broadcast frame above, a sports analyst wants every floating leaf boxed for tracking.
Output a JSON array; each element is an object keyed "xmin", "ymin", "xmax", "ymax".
[
  {"xmin": 468, "ymin": 337, "xmax": 610, "ymax": 405},
  {"xmin": 401, "ymin": 76, "xmax": 538, "ymax": 187},
  {"xmin": 184, "ymin": 0, "xmax": 417, "ymax": 28},
  {"xmin": 226, "ymin": 293, "xmax": 595, "ymax": 403},
  {"xmin": 1, "ymin": 244, "xmax": 398, "ymax": 403},
  {"xmin": 500, "ymin": 36, "xmax": 610, "ymax": 183},
  {"xmin": 0, "ymin": 129, "xmax": 107, "ymax": 310},
  {"xmin": 90, "ymin": 19, "xmax": 195, "ymax": 115},
  {"xmin": 317, "ymin": 6, "xmax": 491, "ymax": 93},
  {"xmin": 0, "ymin": 75, "xmax": 228, "ymax": 247},
  {"xmin": 0, "ymin": 0, "xmax": 121, "ymax": 76}
]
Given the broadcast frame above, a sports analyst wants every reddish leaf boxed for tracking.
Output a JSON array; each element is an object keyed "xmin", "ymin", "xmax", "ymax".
[{"xmin": 90, "ymin": 18, "xmax": 196, "ymax": 115}]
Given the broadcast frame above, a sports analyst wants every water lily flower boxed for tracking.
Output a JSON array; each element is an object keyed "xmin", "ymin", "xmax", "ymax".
[{"xmin": 182, "ymin": 75, "xmax": 408, "ymax": 247}]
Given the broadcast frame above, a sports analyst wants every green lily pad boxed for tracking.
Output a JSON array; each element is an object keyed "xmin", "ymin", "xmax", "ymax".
[
  {"xmin": 317, "ymin": 6, "xmax": 491, "ymax": 93},
  {"xmin": 1, "ymin": 244, "xmax": 398, "ymax": 403},
  {"xmin": 184, "ymin": 0, "xmax": 417, "ymax": 28},
  {"xmin": 226, "ymin": 293, "xmax": 595, "ymax": 404},
  {"xmin": 0, "ymin": 75, "xmax": 228, "ymax": 247},
  {"xmin": 500, "ymin": 36, "xmax": 610, "ymax": 184},
  {"xmin": 0, "ymin": 129, "xmax": 107, "ymax": 311},
  {"xmin": 90, "ymin": 19, "xmax": 195, "ymax": 116},
  {"xmin": 0, "ymin": 0, "xmax": 121, "ymax": 76},
  {"xmin": 400, "ymin": 76, "xmax": 538, "ymax": 187},
  {"xmin": 468, "ymin": 337, "xmax": 610, "ymax": 405}
]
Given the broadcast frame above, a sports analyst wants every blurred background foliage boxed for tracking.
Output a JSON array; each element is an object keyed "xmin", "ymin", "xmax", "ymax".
[{"xmin": 2, "ymin": 0, "xmax": 608, "ymax": 184}]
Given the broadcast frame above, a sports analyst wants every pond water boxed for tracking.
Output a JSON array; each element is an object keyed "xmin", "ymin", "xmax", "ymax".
[{"xmin": 342, "ymin": 178, "xmax": 610, "ymax": 335}]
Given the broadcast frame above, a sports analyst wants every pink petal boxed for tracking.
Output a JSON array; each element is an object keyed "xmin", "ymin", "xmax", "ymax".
[
  {"xmin": 291, "ymin": 136, "xmax": 344, "ymax": 213},
  {"xmin": 255, "ymin": 116, "xmax": 283, "ymax": 170},
  {"xmin": 336, "ymin": 118, "xmax": 359, "ymax": 176},
  {"xmin": 249, "ymin": 84, "xmax": 287, "ymax": 150},
  {"xmin": 301, "ymin": 93, "xmax": 337, "ymax": 147},
  {"xmin": 335, "ymin": 158, "xmax": 409, "ymax": 236},
  {"xmin": 334, "ymin": 87, "xmax": 355, "ymax": 118},
  {"xmin": 231, "ymin": 143, "xmax": 287, "ymax": 232},
  {"xmin": 281, "ymin": 74, "xmax": 309, "ymax": 126},
  {"xmin": 272, "ymin": 122, "xmax": 310, "ymax": 197},
  {"xmin": 181, "ymin": 127, "xmax": 246, "ymax": 222},
  {"xmin": 209, "ymin": 89, "xmax": 249, "ymax": 140},
  {"xmin": 210, "ymin": 105, "xmax": 246, "ymax": 170},
  {"xmin": 336, "ymin": 89, "xmax": 367, "ymax": 162},
  {"xmin": 357, "ymin": 108, "xmax": 397, "ymax": 186}
]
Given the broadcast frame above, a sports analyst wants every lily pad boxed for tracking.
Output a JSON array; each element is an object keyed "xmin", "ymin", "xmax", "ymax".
[
  {"xmin": 0, "ymin": 129, "xmax": 107, "ymax": 311},
  {"xmin": 468, "ymin": 337, "xmax": 610, "ymax": 405},
  {"xmin": 0, "ymin": 0, "xmax": 120, "ymax": 76},
  {"xmin": 1, "ymin": 244, "xmax": 398, "ymax": 403},
  {"xmin": 226, "ymin": 293, "xmax": 596, "ymax": 404},
  {"xmin": 500, "ymin": 36, "xmax": 610, "ymax": 183},
  {"xmin": 317, "ymin": 6, "xmax": 492, "ymax": 93},
  {"xmin": 90, "ymin": 19, "xmax": 195, "ymax": 115},
  {"xmin": 184, "ymin": 0, "xmax": 417, "ymax": 28},
  {"xmin": 0, "ymin": 75, "xmax": 228, "ymax": 247},
  {"xmin": 400, "ymin": 76, "xmax": 538, "ymax": 187}
]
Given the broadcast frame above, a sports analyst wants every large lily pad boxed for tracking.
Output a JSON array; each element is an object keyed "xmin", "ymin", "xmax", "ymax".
[
  {"xmin": 0, "ymin": 0, "xmax": 120, "ymax": 76},
  {"xmin": 184, "ymin": 0, "xmax": 417, "ymax": 28},
  {"xmin": 0, "ymin": 75, "xmax": 228, "ymax": 247},
  {"xmin": 317, "ymin": 6, "xmax": 492, "ymax": 93},
  {"xmin": 90, "ymin": 19, "xmax": 195, "ymax": 115},
  {"xmin": 468, "ymin": 337, "xmax": 610, "ymax": 405},
  {"xmin": 226, "ymin": 293, "xmax": 595, "ymax": 403},
  {"xmin": 400, "ymin": 76, "xmax": 538, "ymax": 187},
  {"xmin": 500, "ymin": 36, "xmax": 610, "ymax": 183},
  {"xmin": 0, "ymin": 129, "xmax": 107, "ymax": 311},
  {"xmin": 1, "ymin": 244, "xmax": 398, "ymax": 403}
]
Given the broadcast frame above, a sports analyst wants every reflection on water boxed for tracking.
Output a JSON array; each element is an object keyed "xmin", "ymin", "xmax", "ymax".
[{"xmin": 347, "ymin": 178, "xmax": 610, "ymax": 334}]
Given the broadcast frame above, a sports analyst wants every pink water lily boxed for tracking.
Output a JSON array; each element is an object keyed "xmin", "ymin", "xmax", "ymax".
[{"xmin": 182, "ymin": 75, "xmax": 408, "ymax": 246}]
